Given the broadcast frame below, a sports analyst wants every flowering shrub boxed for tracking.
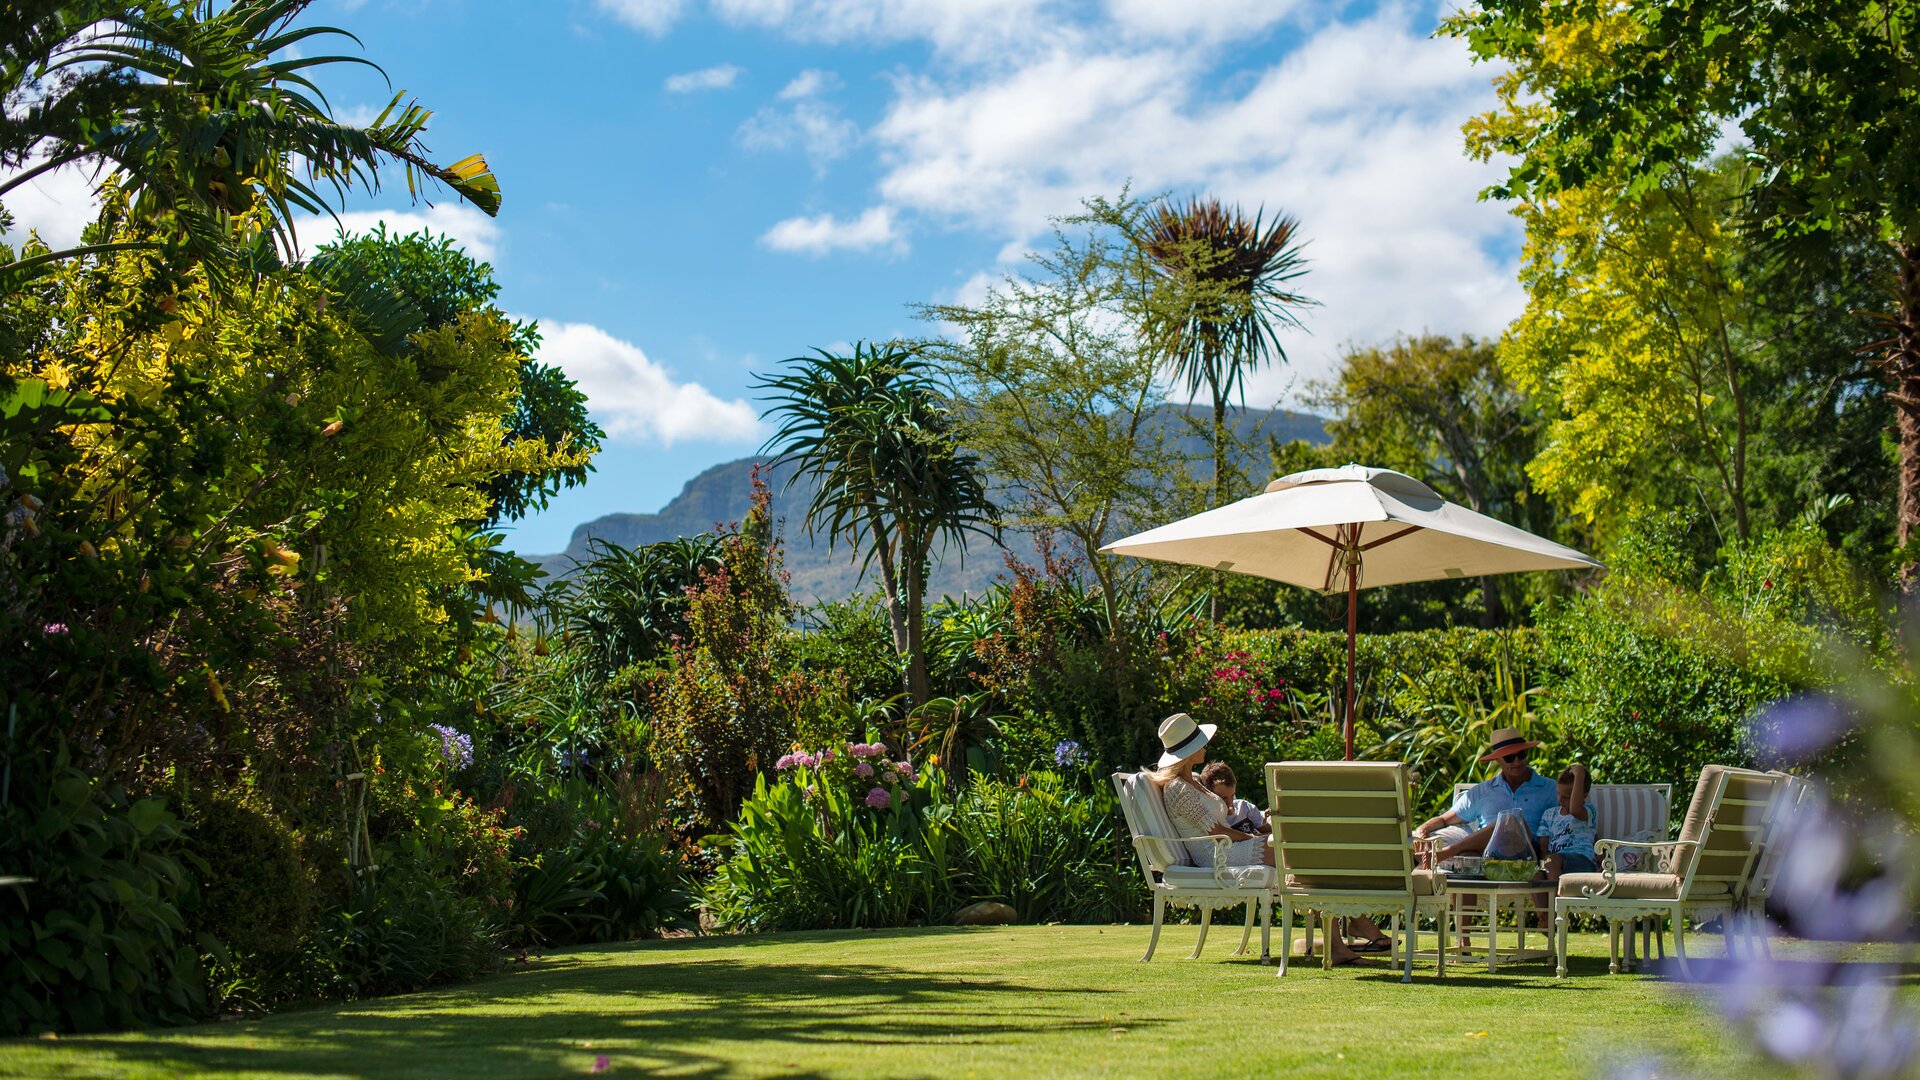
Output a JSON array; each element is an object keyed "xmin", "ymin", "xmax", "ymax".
[{"xmin": 429, "ymin": 724, "xmax": 475, "ymax": 770}]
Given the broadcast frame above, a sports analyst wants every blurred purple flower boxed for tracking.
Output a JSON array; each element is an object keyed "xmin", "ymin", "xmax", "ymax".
[
  {"xmin": 864, "ymin": 786, "xmax": 891, "ymax": 809},
  {"xmin": 591, "ymin": 1054, "xmax": 610, "ymax": 1073},
  {"xmin": 854, "ymin": 761, "xmax": 873, "ymax": 778},
  {"xmin": 1054, "ymin": 740, "xmax": 1086, "ymax": 768},
  {"xmin": 1751, "ymin": 693, "xmax": 1853, "ymax": 764}
]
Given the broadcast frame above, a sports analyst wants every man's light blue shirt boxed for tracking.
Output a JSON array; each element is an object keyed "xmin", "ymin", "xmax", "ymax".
[{"xmin": 1450, "ymin": 770, "xmax": 1558, "ymax": 833}]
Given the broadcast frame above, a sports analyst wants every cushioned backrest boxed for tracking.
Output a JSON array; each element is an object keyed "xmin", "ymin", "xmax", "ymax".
[
  {"xmin": 1267, "ymin": 761, "xmax": 1411, "ymax": 893},
  {"xmin": 1110, "ymin": 770, "xmax": 1190, "ymax": 870},
  {"xmin": 1591, "ymin": 784, "xmax": 1672, "ymax": 841},
  {"xmin": 1680, "ymin": 767, "xmax": 1782, "ymax": 895}
]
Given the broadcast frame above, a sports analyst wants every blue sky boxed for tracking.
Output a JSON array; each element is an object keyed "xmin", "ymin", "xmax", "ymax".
[{"xmin": 10, "ymin": 0, "xmax": 1527, "ymax": 554}]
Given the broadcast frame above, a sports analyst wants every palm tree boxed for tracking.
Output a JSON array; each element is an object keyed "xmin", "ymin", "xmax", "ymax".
[
  {"xmin": 0, "ymin": 0, "xmax": 500, "ymax": 292},
  {"xmin": 757, "ymin": 342, "xmax": 996, "ymax": 705},
  {"xmin": 1140, "ymin": 197, "xmax": 1312, "ymax": 616}
]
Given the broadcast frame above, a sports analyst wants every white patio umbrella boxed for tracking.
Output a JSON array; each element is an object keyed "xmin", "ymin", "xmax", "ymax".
[{"xmin": 1100, "ymin": 464, "xmax": 1601, "ymax": 759}]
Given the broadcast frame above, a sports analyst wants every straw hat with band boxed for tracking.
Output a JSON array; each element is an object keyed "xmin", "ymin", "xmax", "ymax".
[
  {"xmin": 1155, "ymin": 712, "xmax": 1218, "ymax": 769},
  {"xmin": 1478, "ymin": 726, "xmax": 1541, "ymax": 763}
]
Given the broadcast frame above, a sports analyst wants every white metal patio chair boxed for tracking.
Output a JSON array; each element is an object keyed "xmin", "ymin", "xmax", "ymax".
[
  {"xmin": 1111, "ymin": 770, "xmax": 1276, "ymax": 962},
  {"xmin": 1736, "ymin": 770, "xmax": 1818, "ymax": 956},
  {"xmin": 1269, "ymin": 760, "xmax": 1447, "ymax": 982},
  {"xmin": 1552, "ymin": 765, "xmax": 1785, "ymax": 978}
]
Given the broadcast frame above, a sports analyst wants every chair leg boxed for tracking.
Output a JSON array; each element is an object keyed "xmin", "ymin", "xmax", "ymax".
[
  {"xmin": 1673, "ymin": 916, "xmax": 1693, "ymax": 980},
  {"xmin": 1554, "ymin": 906, "xmax": 1568, "ymax": 979},
  {"xmin": 1190, "ymin": 906, "xmax": 1213, "ymax": 959},
  {"xmin": 1607, "ymin": 919, "xmax": 1620, "ymax": 975},
  {"xmin": 1260, "ymin": 895, "xmax": 1272, "ymax": 962},
  {"xmin": 1402, "ymin": 903, "xmax": 1415, "ymax": 983},
  {"xmin": 1235, "ymin": 900, "xmax": 1256, "ymax": 956},
  {"xmin": 1752, "ymin": 905, "xmax": 1773, "ymax": 959},
  {"xmin": 1277, "ymin": 897, "xmax": 1294, "ymax": 977},
  {"xmin": 1436, "ymin": 903, "xmax": 1448, "ymax": 979},
  {"xmin": 1143, "ymin": 894, "xmax": 1166, "ymax": 962},
  {"xmin": 1322, "ymin": 912, "xmax": 1335, "ymax": 972}
]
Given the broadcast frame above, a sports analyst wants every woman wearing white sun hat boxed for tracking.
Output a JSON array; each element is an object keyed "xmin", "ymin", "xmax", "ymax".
[{"xmin": 1148, "ymin": 712, "xmax": 1388, "ymax": 964}]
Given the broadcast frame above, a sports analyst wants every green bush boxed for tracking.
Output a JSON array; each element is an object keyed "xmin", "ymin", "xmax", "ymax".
[
  {"xmin": 289, "ymin": 867, "xmax": 502, "ymax": 1002},
  {"xmin": 701, "ymin": 751, "xmax": 1141, "ymax": 931},
  {"xmin": 0, "ymin": 761, "xmax": 207, "ymax": 1035},
  {"xmin": 183, "ymin": 793, "xmax": 314, "ymax": 957}
]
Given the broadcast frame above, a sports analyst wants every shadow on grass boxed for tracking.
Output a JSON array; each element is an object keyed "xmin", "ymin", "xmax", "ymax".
[{"xmin": 48, "ymin": 954, "xmax": 1136, "ymax": 1079}]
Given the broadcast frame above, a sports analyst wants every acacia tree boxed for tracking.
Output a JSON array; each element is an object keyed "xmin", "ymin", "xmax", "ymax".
[
  {"xmin": 1445, "ymin": 0, "xmax": 1920, "ymax": 586},
  {"xmin": 923, "ymin": 194, "xmax": 1198, "ymax": 634},
  {"xmin": 757, "ymin": 342, "xmax": 995, "ymax": 705}
]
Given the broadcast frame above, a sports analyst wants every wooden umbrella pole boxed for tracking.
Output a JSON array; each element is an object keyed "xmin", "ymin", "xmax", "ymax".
[{"xmin": 1344, "ymin": 552, "xmax": 1358, "ymax": 761}]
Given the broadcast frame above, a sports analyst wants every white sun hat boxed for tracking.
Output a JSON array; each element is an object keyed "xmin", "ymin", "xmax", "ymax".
[{"xmin": 1155, "ymin": 712, "xmax": 1218, "ymax": 769}]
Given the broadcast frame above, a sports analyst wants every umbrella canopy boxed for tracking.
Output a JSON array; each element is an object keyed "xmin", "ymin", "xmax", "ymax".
[{"xmin": 1100, "ymin": 464, "xmax": 1601, "ymax": 758}]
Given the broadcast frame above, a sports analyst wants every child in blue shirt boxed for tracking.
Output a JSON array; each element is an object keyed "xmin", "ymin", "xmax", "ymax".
[{"xmin": 1536, "ymin": 763, "xmax": 1598, "ymax": 880}]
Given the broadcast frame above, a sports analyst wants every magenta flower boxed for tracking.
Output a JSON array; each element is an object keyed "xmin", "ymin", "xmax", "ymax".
[
  {"xmin": 775, "ymin": 754, "xmax": 796, "ymax": 771},
  {"xmin": 42, "ymin": 622, "xmax": 68, "ymax": 635},
  {"xmin": 895, "ymin": 761, "xmax": 914, "ymax": 779},
  {"xmin": 592, "ymin": 1054, "xmax": 610, "ymax": 1073},
  {"xmin": 854, "ymin": 761, "xmax": 873, "ymax": 778},
  {"xmin": 864, "ymin": 786, "xmax": 891, "ymax": 809}
]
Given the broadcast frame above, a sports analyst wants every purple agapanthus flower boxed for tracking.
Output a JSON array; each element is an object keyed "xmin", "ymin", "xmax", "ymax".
[
  {"xmin": 1054, "ymin": 740, "xmax": 1086, "ymax": 767},
  {"xmin": 864, "ymin": 786, "xmax": 891, "ymax": 809},
  {"xmin": 428, "ymin": 723, "xmax": 473, "ymax": 769}
]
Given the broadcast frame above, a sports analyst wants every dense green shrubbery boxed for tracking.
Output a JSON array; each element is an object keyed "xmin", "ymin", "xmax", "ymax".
[{"xmin": 702, "ymin": 749, "xmax": 1142, "ymax": 931}]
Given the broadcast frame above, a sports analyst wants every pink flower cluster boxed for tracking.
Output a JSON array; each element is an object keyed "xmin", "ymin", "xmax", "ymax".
[
  {"xmin": 847, "ymin": 742, "xmax": 890, "ymax": 759},
  {"xmin": 774, "ymin": 748, "xmax": 839, "ymax": 770},
  {"xmin": 864, "ymin": 787, "xmax": 891, "ymax": 809}
]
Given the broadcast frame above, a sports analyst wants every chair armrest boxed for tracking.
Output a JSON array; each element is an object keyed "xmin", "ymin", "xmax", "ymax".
[{"xmin": 1574, "ymin": 839, "xmax": 1699, "ymax": 898}]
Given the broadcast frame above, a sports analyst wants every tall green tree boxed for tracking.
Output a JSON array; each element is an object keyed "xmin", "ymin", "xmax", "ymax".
[
  {"xmin": 1313, "ymin": 334, "xmax": 1555, "ymax": 624},
  {"xmin": 923, "ymin": 194, "xmax": 1198, "ymax": 634},
  {"xmin": 0, "ymin": 0, "xmax": 500, "ymax": 292},
  {"xmin": 1445, "ymin": 0, "xmax": 1920, "ymax": 585},
  {"xmin": 757, "ymin": 342, "xmax": 996, "ymax": 705},
  {"xmin": 313, "ymin": 226, "xmax": 602, "ymax": 525}
]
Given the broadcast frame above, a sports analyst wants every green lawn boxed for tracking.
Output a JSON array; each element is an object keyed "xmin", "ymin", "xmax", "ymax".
[{"xmin": 2, "ymin": 926, "xmax": 1905, "ymax": 1079}]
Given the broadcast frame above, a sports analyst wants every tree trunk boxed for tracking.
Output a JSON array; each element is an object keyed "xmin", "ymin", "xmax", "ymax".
[
  {"xmin": 871, "ymin": 520, "xmax": 910, "ymax": 690},
  {"xmin": 1892, "ymin": 242, "xmax": 1920, "ymax": 595},
  {"xmin": 903, "ymin": 537, "xmax": 931, "ymax": 708},
  {"xmin": 1210, "ymin": 387, "xmax": 1227, "ymax": 623}
]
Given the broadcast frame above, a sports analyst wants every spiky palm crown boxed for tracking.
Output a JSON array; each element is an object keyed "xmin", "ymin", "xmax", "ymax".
[{"xmin": 1141, "ymin": 196, "xmax": 1312, "ymax": 402}]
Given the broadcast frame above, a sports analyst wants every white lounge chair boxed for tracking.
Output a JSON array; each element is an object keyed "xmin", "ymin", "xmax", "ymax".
[
  {"xmin": 1552, "ymin": 765, "xmax": 1785, "ymax": 978},
  {"xmin": 1111, "ymin": 770, "xmax": 1276, "ymax": 962},
  {"xmin": 1269, "ymin": 760, "xmax": 1447, "ymax": 982}
]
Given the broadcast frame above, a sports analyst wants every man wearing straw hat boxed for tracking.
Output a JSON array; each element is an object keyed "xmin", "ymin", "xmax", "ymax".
[{"xmin": 1412, "ymin": 726, "xmax": 1558, "ymax": 865}]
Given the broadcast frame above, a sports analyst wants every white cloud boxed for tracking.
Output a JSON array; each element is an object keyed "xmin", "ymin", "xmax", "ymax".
[
  {"xmin": 761, "ymin": 206, "xmax": 902, "ymax": 255},
  {"xmin": 710, "ymin": 0, "xmax": 1057, "ymax": 64},
  {"xmin": 738, "ymin": 96, "xmax": 861, "ymax": 172},
  {"xmin": 665, "ymin": 64, "xmax": 743, "ymax": 93},
  {"xmin": 293, "ymin": 203, "xmax": 503, "ymax": 263},
  {"xmin": 598, "ymin": 0, "xmax": 687, "ymax": 35},
  {"xmin": 856, "ymin": 7, "xmax": 1523, "ymax": 400},
  {"xmin": 537, "ymin": 321, "xmax": 763, "ymax": 445},
  {"xmin": 778, "ymin": 68, "xmax": 840, "ymax": 99},
  {"xmin": 3, "ymin": 158, "xmax": 105, "ymax": 251}
]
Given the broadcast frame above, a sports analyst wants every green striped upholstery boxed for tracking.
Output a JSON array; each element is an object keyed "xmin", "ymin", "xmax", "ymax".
[{"xmin": 1267, "ymin": 761, "xmax": 1412, "ymax": 893}]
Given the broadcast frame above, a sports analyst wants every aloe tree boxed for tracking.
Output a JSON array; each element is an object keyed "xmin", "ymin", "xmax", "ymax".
[
  {"xmin": 757, "ymin": 342, "xmax": 996, "ymax": 705},
  {"xmin": 1139, "ymin": 197, "xmax": 1312, "ymax": 618},
  {"xmin": 0, "ymin": 0, "xmax": 501, "ymax": 292}
]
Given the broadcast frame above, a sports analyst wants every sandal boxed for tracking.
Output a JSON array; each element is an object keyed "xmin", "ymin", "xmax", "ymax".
[
  {"xmin": 1352, "ymin": 938, "xmax": 1393, "ymax": 953},
  {"xmin": 1330, "ymin": 953, "xmax": 1378, "ymax": 967}
]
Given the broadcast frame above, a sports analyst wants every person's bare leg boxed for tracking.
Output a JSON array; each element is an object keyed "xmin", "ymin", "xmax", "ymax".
[{"xmin": 1437, "ymin": 823, "xmax": 1495, "ymax": 862}]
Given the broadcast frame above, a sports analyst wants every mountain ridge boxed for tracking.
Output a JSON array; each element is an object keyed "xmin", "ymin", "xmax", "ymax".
[{"xmin": 526, "ymin": 405, "xmax": 1329, "ymax": 603}]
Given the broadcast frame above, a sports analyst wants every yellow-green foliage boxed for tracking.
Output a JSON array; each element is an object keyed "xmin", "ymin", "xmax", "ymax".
[{"xmin": 11, "ymin": 239, "xmax": 588, "ymax": 658}]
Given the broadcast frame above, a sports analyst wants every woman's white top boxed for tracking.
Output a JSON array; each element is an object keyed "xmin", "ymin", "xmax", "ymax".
[{"xmin": 1161, "ymin": 776, "xmax": 1262, "ymax": 867}]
